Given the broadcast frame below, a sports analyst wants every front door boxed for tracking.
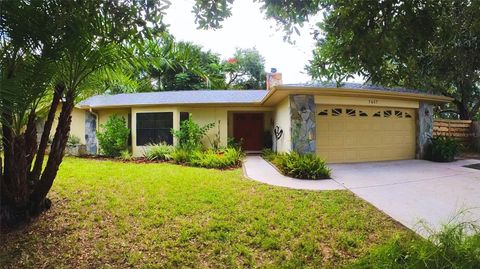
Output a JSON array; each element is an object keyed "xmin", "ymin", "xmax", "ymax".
[{"xmin": 233, "ymin": 113, "xmax": 264, "ymax": 151}]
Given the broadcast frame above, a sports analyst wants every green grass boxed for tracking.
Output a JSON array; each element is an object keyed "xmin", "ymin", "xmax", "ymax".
[{"xmin": 1, "ymin": 157, "xmax": 417, "ymax": 268}]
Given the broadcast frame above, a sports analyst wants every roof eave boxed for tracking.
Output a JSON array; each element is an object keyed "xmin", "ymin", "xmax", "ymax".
[{"xmin": 261, "ymin": 85, "xmax": 453, "ymax": 105}]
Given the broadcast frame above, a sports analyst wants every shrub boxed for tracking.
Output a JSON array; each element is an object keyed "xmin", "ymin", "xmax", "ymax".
[
  {"xmin": 172, "ymin": 114, "xmax": 215, "ymax": 151},
  {"xmin": 144, "ymin": 143, "xmax": 174, "ymax": 161},
  {"xmin": 67, "ymin": 135, "xmax": 81, "ymax": 146},
  {"xmin": 119, "ymin": 150, "xmax": 133, "ymax": 161},
  {"xmin": 265, "ymin": 151, "xmax": 331, "ymax": 180},
  {"xmin": 429, "ymin": 136, "xmax": 461, "ymax": 162},
  {"xmin": 171, "ymin": 148, "xmax": 191, "ymax": 164},
  {"xmin": 261, "ymin": 148, "xmax": 276, "ymax": 161},
  {"xmin": 97, "ymin": 114, "xmax": 130, "ymax": 157},
  {"xmin": 349, "ymin": 221, "xmax": 480, "ymax": 268},
  {"xmin": 189, "ymin": 147, "xmax": 244, "ymax": 169}
]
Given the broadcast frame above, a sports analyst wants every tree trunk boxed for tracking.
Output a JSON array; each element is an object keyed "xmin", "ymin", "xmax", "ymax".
[
  {"xmin": 454, "ymin": 100, "xmax": 472, "ymax": 120},
  {"xmin": 0, "ymin": 86, "xmax": 72, "ymax": 230},
  {"xmin": 29, "ymin": 90, "xmax": 74, "ymax": 214},
  {"xmin": 30, "ymin": 84, "xmax": 64, "ymax": 182}
]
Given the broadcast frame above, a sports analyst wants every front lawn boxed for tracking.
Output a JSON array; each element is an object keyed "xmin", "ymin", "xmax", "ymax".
[{"xmin": 1, "ymin": 157, "xmax": 417, "ymax": 268}]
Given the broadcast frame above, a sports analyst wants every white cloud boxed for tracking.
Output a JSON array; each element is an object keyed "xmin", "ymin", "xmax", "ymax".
[{"xmin": 163, "ymin": 0, "xmax": 319, "ymax": 84}]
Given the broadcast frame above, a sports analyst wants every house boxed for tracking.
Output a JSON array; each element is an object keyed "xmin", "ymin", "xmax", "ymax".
[{"xmin": 67, "ymin": 72, "xmax": 452, "ymax": 163}]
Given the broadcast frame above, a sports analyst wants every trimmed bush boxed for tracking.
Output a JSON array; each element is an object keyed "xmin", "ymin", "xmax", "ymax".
[
  {"xmin": 119, "ymin": 150, "xmax": 133, "ymax": 161},
  {"xmin": 189, "ymin": 147, "xmax": 244, "ymax": 169},
  {"xmin": 144, "ymin": 143, "xmax": 174, "ymax": 161},
  {"xmin": 262, "ymin": 150, "xmax": 331, "ymax": 180},
  {"xmin": 97, "ymin": 114, "xmax": 130, "ymax": 157},
  {"xmin": 429, "ymin": 136, "xmax": 461, "ymax": 162},
  {"xmin": 171, "ymin": 148, "xmax": 191, "ymax": 164}
]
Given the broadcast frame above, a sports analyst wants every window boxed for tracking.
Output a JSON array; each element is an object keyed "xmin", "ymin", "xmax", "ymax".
[
  {"xmin": 136, "ymin": 112, "xmax": 173, "ymax": 146},
  {"xmin": 359, "ymin": 110, "xmax": 368, "ymax": 117},
  {"xmin": 318, "ymin": 109, "xmax": 328, "ymax": 116},
  {"xmin": 346, "ymin": 108, "xmax": 356, "ymax": 117},
  {"xmin": 395, "ymin": 110, "xmax": 403, "ymax": 118},
  {"xmin": 384, "ymin": 110, "xmax": 392, "ymax": 117},
  {"xmin": 180, "ymin": 112, "xmax": 189, "ymax": 123},
  {"xmin": 373, "ymin": 111, "xmax": 381, "ymax": 117},
  {"xmin": 405, "ymin": 112, "xmax": 412, "ymax": 118},
  {"xmin": 332, "ymin": 108, "xmax": 343, "ymax": 116}
]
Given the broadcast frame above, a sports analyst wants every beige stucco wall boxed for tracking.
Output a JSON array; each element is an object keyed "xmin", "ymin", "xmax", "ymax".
[
  {"xmin": 131, "ymin": 106, "xmax": 179, "ymax": 157},
  {"xmin": 129, "ymin": 106, "xmax": 275, "ymax": 157},
  {"xmin": 52, "ymin": 106, "xmax": 87, "ymax": 144},
  {"xmin": 273, "ymin": 97, "xmax": 291, "ymax": 152}
]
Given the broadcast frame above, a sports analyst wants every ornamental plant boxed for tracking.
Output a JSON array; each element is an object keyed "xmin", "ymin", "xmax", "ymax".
[{"xmin": 97, "ymin": 114, "xmax": 130, "ymax": 157}]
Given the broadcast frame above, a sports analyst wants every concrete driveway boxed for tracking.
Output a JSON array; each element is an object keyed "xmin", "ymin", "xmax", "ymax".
[{"xmin": 330, "ymin": 159, "xmax": 480, "ymax": 235}]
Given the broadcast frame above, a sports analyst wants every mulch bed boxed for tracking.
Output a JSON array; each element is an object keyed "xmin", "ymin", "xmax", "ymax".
[{"xmin": 75, "ymin": 155, "xmax": 241, "ymax": 170}]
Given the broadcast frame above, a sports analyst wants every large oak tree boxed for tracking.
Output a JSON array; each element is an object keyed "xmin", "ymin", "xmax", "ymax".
[{"xmin": 193, "ymin": 0, "xmax": 480, "ymax": 119}]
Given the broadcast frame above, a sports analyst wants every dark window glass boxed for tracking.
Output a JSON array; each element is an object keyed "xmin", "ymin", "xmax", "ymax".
[
  {"xmin": 332, "ymin": 108, "xmax": 343, "ymax": 116},
  {"xmin": 346, "ymin": 108, "xmax": 356, "ymax": 116},
  {"xmin": 373, "ymin": 111, "xmax": 381, "ymax": 117},
  {"xmin": 318, "ymin": 109, "xmax": 328, "ymax": 116},
  {"xmin": 384, "ymin": 110, "xmax": 392, "ymax": 117},
  {"xmin": 180, "ymin": 112, "xmax": 189, "ymax": 123},
  {"xmin": 136, "ymin": 112, "xmax": 173, "ymax": 146},
  {"xmin": 359, "ymin": 111, "xmax": 368, "ymax": 117}
]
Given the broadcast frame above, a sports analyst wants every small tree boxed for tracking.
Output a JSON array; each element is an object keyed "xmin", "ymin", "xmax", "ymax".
[{"xmin": 97, "ymin": 115, "xmax": 130, "ymax": 157}]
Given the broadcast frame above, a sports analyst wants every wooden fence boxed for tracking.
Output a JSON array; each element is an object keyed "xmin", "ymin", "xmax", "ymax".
[{"xmin": 433, "ymin": 119, "xmax": 473, "ymax": 144}]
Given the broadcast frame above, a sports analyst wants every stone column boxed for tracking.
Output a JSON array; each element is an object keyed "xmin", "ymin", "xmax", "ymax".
[
  {"xmin": 416, "ymin": 102, "xmax": 433, "ymax": 159},
  {"xmin": 290, "ymin": 95, "xmax": 316, "ymax": 154}
]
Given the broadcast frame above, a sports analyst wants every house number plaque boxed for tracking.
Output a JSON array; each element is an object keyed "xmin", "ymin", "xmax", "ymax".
[{"xmin": 368, "ymin": 99, "xmax": 378, "ymax": 104}]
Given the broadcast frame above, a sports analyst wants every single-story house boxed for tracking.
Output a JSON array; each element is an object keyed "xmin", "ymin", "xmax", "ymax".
[{"xmin": 65, "ymin": 72, "xmax": 452, "ymax": 163}]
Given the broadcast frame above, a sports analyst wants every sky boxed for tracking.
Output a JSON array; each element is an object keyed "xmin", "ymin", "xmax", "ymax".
[{"xmin": 163, "ymin": 0, "xmax": 320, "ymax": 84}]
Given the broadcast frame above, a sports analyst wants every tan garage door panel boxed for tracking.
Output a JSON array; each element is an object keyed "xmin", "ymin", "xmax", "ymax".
[{"xmin": 316, "ymin": 106, "xmax": 416, "ymax": 163}]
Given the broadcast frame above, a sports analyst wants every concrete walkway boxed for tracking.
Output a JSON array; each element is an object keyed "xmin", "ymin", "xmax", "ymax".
[{"xmin": 243, "ymin": 156, "xmax": 345, "ymax": 190}]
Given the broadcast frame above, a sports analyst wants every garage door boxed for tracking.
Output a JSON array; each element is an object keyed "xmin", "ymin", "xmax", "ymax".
[{"xmin": 316, "ymin": 106, "xmax": 416, "ymax": 163}]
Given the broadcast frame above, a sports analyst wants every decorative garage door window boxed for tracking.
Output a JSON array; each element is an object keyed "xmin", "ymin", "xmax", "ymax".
[
  {"xmin": 317, "ymin": 107, "xmax": 413, "ymax": 119},
  {"xmin": 136, "ymin": 112, "xmax": 173, "ymax": 146}
]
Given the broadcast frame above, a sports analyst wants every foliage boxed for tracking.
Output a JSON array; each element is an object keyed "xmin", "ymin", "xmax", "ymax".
[
  {"xmin": 189, "ymin": 147, "xmax": 244, "ymax": 169},
  {"xmin": 1, "ymin": 157, "xmax": 413, "ymax": 267},
  {"xmin": 119, "ymin": 150, "xmax": 133, "ymax": 161},
  {"xmin": 172, "ymin": 114, "xmax": 215, "ymax": 151},
  {"xmin": 171, "ymin": 148, "xmax": 192, "ymax": 164},
  {"xmin": 67, "ymin": 135, "xmax": 81, "ymax": 147},
  {"xmin": 192, "ymin": 0, "xmax": 480, "ymax": 119},
  {"xmin": 306, "ymin": 1, "xmax": 480, "ymax": 120},
  {"xmin": 350, "ymin": 221, "xmax": 480, "ymax": 268},
  {"xmin": 261, "ymin": 148, "xmax": 276, "ymax": 161},
  {"xmin": 223, "ymin": 48, "xmax": 266, "ymax": 89},
  {"xmin": 429, "ymin": 136, "xmax": 462, "ymax": 162},
  {"xmin": 97, "ymin": 115, "xmax": 130, "ymax": 157},
  {"xmin": 0, "ymin": 0, "xmax": 169, "ymax": 227},
  {"xmin": 263, "ymin": 151, "xmax": 331, "ymax": 180},
  {"xmin": 143, "ymin": 143, "xmax": 174, "ymax": 161},
  {"xmin": 227, "ymin": 136, "xmax": 242, "ymax": 150}
]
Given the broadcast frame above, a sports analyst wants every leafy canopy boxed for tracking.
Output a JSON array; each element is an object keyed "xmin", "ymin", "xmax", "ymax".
[{"xmin": 191, "ymin": 0, "xmax": 480, "ymax": 119}]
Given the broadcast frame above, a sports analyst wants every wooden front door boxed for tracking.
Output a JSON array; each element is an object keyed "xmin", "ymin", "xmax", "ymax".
[{"xmin": 233, "ymin": 113, "xmax": 264, "ymax": 151}]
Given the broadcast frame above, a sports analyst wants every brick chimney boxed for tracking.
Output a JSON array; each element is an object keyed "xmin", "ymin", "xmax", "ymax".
[{"xmin": 266, "ymin": 68, "xmax": 282, "ymax": 90}]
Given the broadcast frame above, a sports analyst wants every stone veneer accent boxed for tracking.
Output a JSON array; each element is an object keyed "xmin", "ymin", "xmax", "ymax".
[
  {"xmin": 85, "ymin": 111, "xmax": 98, "ymax": 155},
  {"xmin": 416, "ymin": 102, "xmax": 433, "ymax": 159},
  {"xmin": 290, "ymin": 95, "xmax": 316, "ymax": 154}
]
